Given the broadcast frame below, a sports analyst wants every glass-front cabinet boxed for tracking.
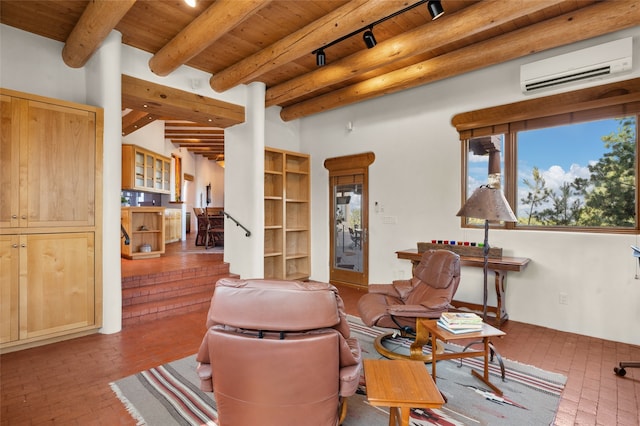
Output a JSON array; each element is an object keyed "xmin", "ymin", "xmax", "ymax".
[{"xmin": 122, "ymin": 144, "xmax": 171, "ymax": 194}]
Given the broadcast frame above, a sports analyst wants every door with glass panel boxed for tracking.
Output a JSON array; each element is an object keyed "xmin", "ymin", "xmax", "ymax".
[{"xmin": 325, "ymin": 153, "xmax": 374, "ymax": 288}]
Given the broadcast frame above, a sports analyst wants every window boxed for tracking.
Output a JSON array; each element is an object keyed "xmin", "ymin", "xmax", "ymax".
[
  {"xmin": 454, "ymin": 77, "xmax": 640, "ymax": 233},
  {"xmin": 516, "ymin": 117, "xmax": 636, "ymax": 228}
]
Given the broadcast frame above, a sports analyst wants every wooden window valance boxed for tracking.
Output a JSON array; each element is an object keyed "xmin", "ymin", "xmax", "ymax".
[{"xmin": 452, "ymin": 77, "xmax": 640, "ymax": 140}]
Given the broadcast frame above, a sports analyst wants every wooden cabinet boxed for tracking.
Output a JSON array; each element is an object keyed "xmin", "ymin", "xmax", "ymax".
[
  {"xmin": 1, "ymin": 93, "xmax": 97, "ymax": 228},
  {"xmin": 164, "ymin": 208, "xmax": 182, "ymax": 243},
  {"xmin": 264, "ymin": 148, "xmax": 310, "ymax": 280},
  {"xmin": 121, "ymin": 207, "xmax": 166, "ymax": 259},
  {"xmin": 122, "ymin": 144, "xmax": 171, "ymax": 194},
  {"xmin": 0, "ymin": 89, "xmax": 103, "ymax": 353},
  {"xmin": 0, "ymin": 235, "xmax": 19, "ymax": 344}
]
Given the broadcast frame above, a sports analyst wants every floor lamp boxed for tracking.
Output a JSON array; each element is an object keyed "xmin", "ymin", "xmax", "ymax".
[{"xmin": 456, "ymin": 185, "xmax": 517, "ymax": 321}]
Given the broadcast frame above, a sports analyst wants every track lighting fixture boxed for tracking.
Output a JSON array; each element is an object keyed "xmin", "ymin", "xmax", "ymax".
[
  {"xmin": 316, "ymin": 49, "xmax": 326, "ymax": 67},
  {"xmin": 427, "ymin": 0, "xmax": 444, "ymax": 20},
  {"xmin": 312, "ymin": 1, "xmax": 444, "ymax": 66},
  {"xmin": 363, "ymin": 27, "xmax": 377, "ymax": 49}
]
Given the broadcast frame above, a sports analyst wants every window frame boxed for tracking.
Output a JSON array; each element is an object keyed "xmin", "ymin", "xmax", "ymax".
[{"xmin": 453, "ymin": 77, "xmax": 640, "ymax": 234}]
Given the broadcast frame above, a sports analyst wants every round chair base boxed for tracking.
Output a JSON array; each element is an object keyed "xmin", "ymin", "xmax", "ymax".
[{"xmin": 373, "ymin": 331, "xmax": 444, "ymax": 363}]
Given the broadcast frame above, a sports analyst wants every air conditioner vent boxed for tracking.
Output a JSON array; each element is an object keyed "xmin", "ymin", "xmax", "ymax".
[{"xmin": 521, "ymin": 37, "xmax": 633, "ymax": 93}]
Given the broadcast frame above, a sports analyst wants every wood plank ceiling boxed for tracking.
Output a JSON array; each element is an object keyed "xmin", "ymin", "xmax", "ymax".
[{"xmin": 2, "ymin": 0, "xmax": 638, "ymax": 160}]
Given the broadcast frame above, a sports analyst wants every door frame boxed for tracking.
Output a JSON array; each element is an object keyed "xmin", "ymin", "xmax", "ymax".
[{"xmin": 324, "ymin": 152, "xmax": 375, "ymax": 288}]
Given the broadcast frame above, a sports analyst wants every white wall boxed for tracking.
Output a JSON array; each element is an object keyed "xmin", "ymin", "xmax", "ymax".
[{"xmin": 299, "ymin": 27, "xmax": 640, "ymax": 345}]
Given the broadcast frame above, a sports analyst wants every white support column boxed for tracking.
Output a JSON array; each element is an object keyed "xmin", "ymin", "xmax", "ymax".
[
  {"xmin": 224, "ymin": 81, "xmax": 265, "ymax": 279},
  {"xmin": 85, "ymin": 30, "xmax": 123, "ymax": 334}
]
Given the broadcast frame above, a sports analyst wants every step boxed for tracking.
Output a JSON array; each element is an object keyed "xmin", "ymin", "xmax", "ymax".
[
  {"xmin": 122, "ymin": 290, "xmax": 215, "ymax": 327},
  {"xmin": 121, "ymin": 263, "xmax": 238, "ymax": 327}
]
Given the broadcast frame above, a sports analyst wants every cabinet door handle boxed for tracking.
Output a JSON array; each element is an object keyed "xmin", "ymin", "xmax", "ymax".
[
  {"xmin": 21, "ymin": 215, "xmax": 27, "ymax": 219},
  {"xmin": 12, "ymin": 214, "xmax": 17, "ymax": 219},
  {"xmin": 21, "ymin": 243, "xmax": 26, "ymax": 248},
  {"xmin": 12, "ymin": 244, "xmax": 18, "ymax": 248}
]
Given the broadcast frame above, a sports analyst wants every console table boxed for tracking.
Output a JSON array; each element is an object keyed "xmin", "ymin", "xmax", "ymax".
[{"xmin": 396, "ymin": 249, "xmax": 530, "ymax": 326}]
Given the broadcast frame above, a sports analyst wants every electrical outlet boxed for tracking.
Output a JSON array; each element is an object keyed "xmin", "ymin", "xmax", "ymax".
[{"xmin": 558, "ymin": 292, "xmax": 569, "ymax": 305}]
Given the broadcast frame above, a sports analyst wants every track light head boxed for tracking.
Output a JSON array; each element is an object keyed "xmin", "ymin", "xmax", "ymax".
[
  {"xmin": 316, "ymin": 49, "xmax": 326, "ymax": 67},
  {"xmin": 363, "ymin": 28, "xmax": 377, "ymax": 49},
  {"xmin": 427, "ymin": 0, "xmax": 444, "ymax": 20}
]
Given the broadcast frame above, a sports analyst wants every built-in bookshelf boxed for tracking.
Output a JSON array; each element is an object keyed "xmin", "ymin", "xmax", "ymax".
[{"xmin": 264, "ymin": 148, "xmax": 310, "ymax": 280}]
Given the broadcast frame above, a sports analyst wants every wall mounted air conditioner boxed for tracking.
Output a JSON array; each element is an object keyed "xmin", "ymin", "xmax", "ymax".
[{"xmin": 520, "ymin": 37, "xmax": 633, "ymax": 94}]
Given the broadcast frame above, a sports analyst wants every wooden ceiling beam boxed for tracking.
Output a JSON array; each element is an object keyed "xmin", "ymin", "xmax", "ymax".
[
  {"xmin": 266, "ymin": 0, "xmax": 566, "ymax": 107},
  {"xmin": 172, "ymin": 141, "xmax": 224, "ymax": 146},
  {"xmin": 164, "ymin": 129, "xmax": 225, "ymax": 136},
  {"xmin": 209, "ymin": 0, "xmax": 414, "ymax": 92},
  {"xmin": 164, "ymin": 118, "xmax": 218, "ymax": 128},
  {"xmin": 122, "ymin": 75, "xmax": 245, "ymax": 128},
  {"xmin": 122, "ymin": 110, "xmax": 157, "ymax": 135},
  {"xmin": 62, "ymin": 0, "xmax": 136, "ymax": 68},
  {"xmin": 280, "ymin": 0, "xmax": 640, "ymax": 121},
  {"xmin": 149, "ymin": 0, "xmax": 269, "ymax": 76}
]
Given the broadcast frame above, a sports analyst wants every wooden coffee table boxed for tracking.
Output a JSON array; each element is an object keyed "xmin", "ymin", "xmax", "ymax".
[
  {"xmin": 415, "ymin": 319, "xmax": 506, "ymax": 395},
  {"xmin": 364, "ymin": 359, "xmax": 445, "ymax": 426}
]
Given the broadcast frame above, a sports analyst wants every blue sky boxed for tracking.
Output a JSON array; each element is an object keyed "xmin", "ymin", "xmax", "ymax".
[
  {"xmin": 518, "ymin": 119, "xmax": 619, "ymax": 172},
  {"xmin": 468, "ymin": 117, "xmax": 632, "ymax": 191},
  {"xmin": 467, "ymin": 116, "xmax": 634, "ymax": 216}
]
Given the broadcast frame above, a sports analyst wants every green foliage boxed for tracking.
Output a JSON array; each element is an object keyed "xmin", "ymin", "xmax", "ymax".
[
  {"xmin": 520, "ymin": 167, "xmax": 552, "ymax": 225},
  {"xmin": 578, "ymin": 118, "xmax": 636, "ymax": 227}
]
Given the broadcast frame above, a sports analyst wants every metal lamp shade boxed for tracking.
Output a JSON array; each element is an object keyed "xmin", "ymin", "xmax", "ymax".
[{"xmin": 456, "ymin": 185, "xmax": 516, "ymax": 222}]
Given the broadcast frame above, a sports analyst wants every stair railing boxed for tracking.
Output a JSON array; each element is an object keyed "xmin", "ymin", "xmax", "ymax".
[{"xmin": 222, "ymin": 211, "xmax": 251, "ymax": 237}]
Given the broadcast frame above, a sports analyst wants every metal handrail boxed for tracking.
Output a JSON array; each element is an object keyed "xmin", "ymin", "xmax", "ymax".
[
  {"xmin": 121, "ymin": 224, "xmax": 130, "ymax": 245},
  {"xmin": 222, "ymin": 211, "xmax": 251, "ymax": 237}
]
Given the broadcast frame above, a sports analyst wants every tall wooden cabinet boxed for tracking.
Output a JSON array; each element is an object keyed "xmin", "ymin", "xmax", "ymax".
[
  {"xmin": 122, "ymin": 144, "xmax": 171, "ymax": 194},
  {"xmin": 0, "ymin": 89, "xmax": 103, "ymax": 352},
  {"xmin": 264, "ymin": 148, "xmax": 310, "ymax": 280}
]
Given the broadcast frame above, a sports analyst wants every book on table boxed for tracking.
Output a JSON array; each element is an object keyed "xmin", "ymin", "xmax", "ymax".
[
  {"xmin": 437, "ymin": 319, "xmax": 482, "ymax": 334},
  {"xmin": 440, "ymin": 312, "xmax": 482, "ymax": 326}
]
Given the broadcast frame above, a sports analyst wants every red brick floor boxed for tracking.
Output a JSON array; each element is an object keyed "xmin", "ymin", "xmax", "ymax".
[{"xmin": 1, "ymin": 241, "xmax": 639, "ymax": 425}]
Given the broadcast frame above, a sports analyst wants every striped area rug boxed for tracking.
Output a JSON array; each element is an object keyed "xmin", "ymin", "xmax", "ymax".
[{"xmin": 111, "ymin": 316, "xmax": 566, "ymax": 425}]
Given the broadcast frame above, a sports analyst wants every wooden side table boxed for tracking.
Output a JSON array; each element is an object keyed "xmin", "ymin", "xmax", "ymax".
[
  {"xmin": 364, "ymin": 359, "xmax": 445, "ymax": 426},
  {"xmin": 415, "ymin": 319, "xmax": 506, "ymax": 396}
]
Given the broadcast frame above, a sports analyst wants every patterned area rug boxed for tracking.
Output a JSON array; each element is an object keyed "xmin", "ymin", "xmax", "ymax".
[{"xmin": 111, "ymin": 316, "xmax": 566, "ymax": 425}]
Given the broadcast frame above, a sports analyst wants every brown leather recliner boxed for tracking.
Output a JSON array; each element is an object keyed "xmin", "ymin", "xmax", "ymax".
[
  {"xmin": 357, "ymin": 249, "xmax": 461, "ymax": 360},
  {"xmin": 196, "ymin": 278, "xmax": 362, "ymax": 426}
]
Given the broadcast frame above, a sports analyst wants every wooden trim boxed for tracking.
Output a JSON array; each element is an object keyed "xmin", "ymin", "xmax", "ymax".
[
  {"xmin": 324, "ymin": 152, "xmax": 375, "ymax": 173},
  {"xmin": 452, "ymin": 78, "xmax": 640, "ymax": 134}
]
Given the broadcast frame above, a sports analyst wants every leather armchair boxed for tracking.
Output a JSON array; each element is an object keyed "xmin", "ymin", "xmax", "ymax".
[
  {"xmin": 196, "ymin": 278, "xmax": 362, "ymax": 426},
  {"xmin": 358, "ymin": 249, "xmax": 461, "ymax": 360}
]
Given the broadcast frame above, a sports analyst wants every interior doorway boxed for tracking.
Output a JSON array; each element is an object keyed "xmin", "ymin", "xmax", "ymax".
[{"xmin": 325, "ymin": 152, "xmax": 375, "ymax": 288}]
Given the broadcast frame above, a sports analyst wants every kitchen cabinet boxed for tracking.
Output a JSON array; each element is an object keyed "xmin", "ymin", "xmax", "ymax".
[
  {"xmin": 121, "ymin": 207, "xmax": 166, "ymax": 259},
  {"xmin": 264, "ymin": 148, "xmax": 310, "ymax": 280},
  {"xmin": 122, "ymin": 144, "xmax": 171, "ymax": 194},
  {"xmin": 0, "ymin": 89, "xmax": 103, "ymax": 353},
  {"xmin": 165, "ymin": 208, "xmax": 182, "ymax": 243}
]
